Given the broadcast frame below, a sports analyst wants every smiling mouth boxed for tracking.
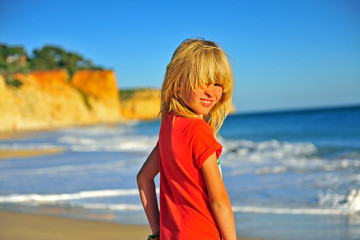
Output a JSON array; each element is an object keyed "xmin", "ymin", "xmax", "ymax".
[{"xmin": 200, "ymin": 99, "xmax": 213, "ymax": 106}]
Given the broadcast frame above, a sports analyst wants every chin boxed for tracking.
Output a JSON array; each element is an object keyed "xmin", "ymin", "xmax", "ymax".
[{"xmin": 198, "ymin": 110, "xmax": 211, "ymax": 116}]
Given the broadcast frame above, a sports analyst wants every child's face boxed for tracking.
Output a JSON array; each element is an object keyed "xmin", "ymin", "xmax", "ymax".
[{"xmin": 181, "ymin": 83, "xmax": 223, "ymax": 117}]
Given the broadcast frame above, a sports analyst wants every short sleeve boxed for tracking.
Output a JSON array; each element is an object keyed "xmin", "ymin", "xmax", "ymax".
[{"xmin": 190, "ymin": 120, "xmax": 222, "ymax": 168}]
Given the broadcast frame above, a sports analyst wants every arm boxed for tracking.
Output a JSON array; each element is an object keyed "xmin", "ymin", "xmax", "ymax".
[
  {"xmin": 201, "ymin": 152, "xmax": 237, "ymax": 240},
  {"xmin": 137, "ymin": 145, "xmax": 160, "ymax": 234}
]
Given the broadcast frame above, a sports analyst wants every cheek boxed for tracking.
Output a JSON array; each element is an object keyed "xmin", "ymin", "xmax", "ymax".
[
  {"xmin": 214, "ymin": 89, "xmax": 223, "ymax": 102},
  {"xmin": 181, "ymin": 89, "xmax": 198, "ymax": 107}
]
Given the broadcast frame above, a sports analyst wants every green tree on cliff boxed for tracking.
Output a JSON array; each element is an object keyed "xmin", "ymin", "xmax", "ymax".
[
  {"xmin": 0, "ymin": 44, "xmax": 30, "ymax": 87},
  {"xmin": 29, "ymin": 45, "xmax": 99, "ymax": 77},
  {"xmin": 1, "ymin": 43, "xmax": 105, "ymax": 85},
  {"xmin": 0, "ymin": 44, "xmax": 27, "ymax": 66}
]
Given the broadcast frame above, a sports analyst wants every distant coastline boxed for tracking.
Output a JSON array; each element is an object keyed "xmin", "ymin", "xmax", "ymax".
[{"xmin": 236, "ymin": 103, "xmax": 360, "ymax": 116}]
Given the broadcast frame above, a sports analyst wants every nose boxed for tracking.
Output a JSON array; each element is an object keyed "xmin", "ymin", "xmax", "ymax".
[{"xmin": 204, "ymin": 86, "xmax": 215, "ymax": 98}]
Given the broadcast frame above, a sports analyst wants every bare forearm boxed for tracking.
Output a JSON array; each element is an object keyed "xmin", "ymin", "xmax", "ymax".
[
  {"xmin": 201, "ymin": 153, "xmax": 237, "ymax": 240},
  {"xmin": 137, "ymin": 179, "xmax": 160, "ymax": 233},
  {"xmin": 211, "ymin": 201, "xmax": 237, "ymax": 240},
  {"xmin": 137, "ymin": 146, "xmax": 160, "ymax": 233}
]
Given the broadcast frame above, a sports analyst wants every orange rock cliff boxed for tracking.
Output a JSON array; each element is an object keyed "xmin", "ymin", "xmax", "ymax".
[
  {"xmin": 0, "ymin": 69, "xmax": 122, "ymax": 132},
  {"xmin": 120, "ymin": 88, "xmax": 161, "ymax": 120}
]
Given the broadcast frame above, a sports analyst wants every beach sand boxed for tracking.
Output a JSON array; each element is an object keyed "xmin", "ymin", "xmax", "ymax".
[
  {"xmin": 0, "ymin": 130, "xmax": 64, "ymax": 160},
  {"xmin": 0, "ymin": 148, "xmax": 63, "ymax": 160},
  {"xmin": 0, "ymin": 211, "xmax": 261, "ymax": 240},
  {"xmin": 0, "ymin": 211, "xmax": 150, "ymax": 240},
  {"xmin": 0, "ymin": 130, "xmax": 37, "ymax": 140}
]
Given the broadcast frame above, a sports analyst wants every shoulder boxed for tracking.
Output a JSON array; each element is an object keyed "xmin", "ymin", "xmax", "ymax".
[
  {"xmin": 180, "ymin": 118, "xmax": 217, "ymax": 149},
  {"xmin": 180, "ymin": 117, "xmax": 213, "ymax": 137},
  {"xmin": 191, "ymin": 117, "xmax": 211, "ymax": 128},
  {"xmin": 186, "ymin": 118, "xmax": 222, "ymax": 167}
]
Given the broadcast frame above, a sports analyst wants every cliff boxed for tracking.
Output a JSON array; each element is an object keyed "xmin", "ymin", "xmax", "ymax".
[
  {"xmin": 71, "ymin": 70, "xmax": 121, "ymax": 122},
  {"xmin": 0, "ymin": 70, "xmax": 122, "ymax": 132},
  {"xmin": 120, "ymin": 88, "xmax": 161, "ymax": 120}
]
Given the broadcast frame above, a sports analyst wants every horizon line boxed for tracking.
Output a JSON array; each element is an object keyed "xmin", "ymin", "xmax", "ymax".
[{"xmin": 234, "ymin": 103, "xmax": 360, "ymax": 116}]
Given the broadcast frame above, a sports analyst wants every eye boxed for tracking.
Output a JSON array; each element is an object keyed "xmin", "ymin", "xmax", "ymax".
[{"xmin": 214, "ymin": 83, "xmax": 223, "ymax": 88}]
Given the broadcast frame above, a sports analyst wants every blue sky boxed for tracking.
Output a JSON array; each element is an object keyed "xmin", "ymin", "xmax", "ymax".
[{"xmin": 1, "ymin": 0, "xmax": 359, "ymax": 113}]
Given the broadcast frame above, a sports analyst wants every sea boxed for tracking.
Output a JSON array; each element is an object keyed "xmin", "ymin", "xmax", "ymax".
[{"xmin": 0, "ymin": 105, "xmax": 359, "ymax": 240}]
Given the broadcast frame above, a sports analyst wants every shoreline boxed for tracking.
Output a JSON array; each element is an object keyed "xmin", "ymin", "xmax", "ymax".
[
  {"xmin": 0, "ymin": 211, "xmax": 151, "ymax": 240},
  {"xmin": 0, "ymin": 122, "xmax": 126, "ymax": 160},
  {"xmin": 0, "ymin": 148, "xmax": 63, "ymax": 160},
  {"xmin": 0, "ymin": 120, "xmax": 127, "ymax": 140},
  {"xmin": 0, "ymin": 211, "xmax": 263, "ymax": 240},
  {"xmin": 0, "ymin": 129, "xmax": 64, "ymax": 160},
  {"xmin": 0, "ymin": 129, "xmax": 39, "ymax": 140}
]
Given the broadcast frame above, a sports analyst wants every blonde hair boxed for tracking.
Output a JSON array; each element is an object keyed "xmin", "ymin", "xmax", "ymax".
[{"xmin": 159, "ymin": 38, "xmax": 234, "ymax": 136}]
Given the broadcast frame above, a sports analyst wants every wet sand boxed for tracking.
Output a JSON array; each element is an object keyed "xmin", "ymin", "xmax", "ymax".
[
  {"xmin": 0, "ymin": 130, "xmax": 37, "ymax": 140},
  {"xmin": 0, "ymin": 148, "xmax": 63, "ymax": 160},
  {"xmin": 0, "ymin": 211, "xmax": 262, "ymax": 240},
  {"xmin": 0, "ymin": 211, "xmax": 150, "ymax": 240},
  {"xmin": 0, "ymin": 130, "xmax": 63, "ymax": 160}
]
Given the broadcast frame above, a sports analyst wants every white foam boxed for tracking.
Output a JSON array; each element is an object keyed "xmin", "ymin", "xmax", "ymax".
[
  {"xmin": 231, "ymin": 190, "xmax": 360, "ymax": 216},
  {"xmin": 58, "ymin": 135, "xmax": 157, "ymax": 152},
  {"xmin": 318, "ymin": 189, "xmax": 360, "ymax": 213},
  {"xmin": 221, "ymin": 140, "xmax": 320, "ymax": 175},
  {"xmin": 0, "ymin": 188, "xmax": 160, "ymax": 204},
  {"xmin": 72, "ymin": 202, "xmax": 360, "ymax": 214},
  {"xmin": 82, "ymin": 203, "xmax": 143, "ymax": 211},
  {"xmin": 0, "ymin": 122, "xmax": 157, "ymax": 153},
  {"xmin": 60, "ymin": 123, "xmax": 138, "ymax": 136},
  {"xmin": 220, "ymin": 139, "xmax": 360, "ymax": 176},
  {"xmin": 348, "ymin": 189, "xmax": 360, "ymax": 212},
  {"xmin": 2, "ymin": 160, "xmax": 131, "ymax": 177},
  {"xmin": 231, "ymin": 206, "xmax": 355, "ymax": 215},
  {"xmin": 0, "ymin": 143, "xmax": 62, "ymax": 150},
  {"xmin": 0, "ymin": 189, "xmax": 140, "ymax": 203},
  {"xmin": 255, "ymin": 166, "xmax": 288, "ymax": 174},
  {"xmin": 233, "ymin": 189, "xmax": 360, "ymax": 215},
  {"xmin": 222, "ymin": 139, "xmax": 317, "ymax": 163}
]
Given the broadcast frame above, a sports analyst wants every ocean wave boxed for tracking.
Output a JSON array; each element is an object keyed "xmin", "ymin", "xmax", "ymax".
[
  {"xmin": 229, "ymin": 190, "xmax": 360, "ymax": 216},
  {"xmin": 82, "ymin": 203, "xmax": 143, "ymax": 211},
  {"xmin": 1, "ymin": 159, "xmax": 134, "ymax": 177},
  {"xmin": 83, "ymin": 203, "xmax": 355, "ymax": 215},
  {"xmin": 222, "ymin": 139, "xmax": 317, "ymax": 162},
  {"xmin": 0, "ymin": 143, "xmax": 62, "ymax": 150},
  {"xmin": 254, "ymin": 166, "xmax": 288, "ymax": 174},
  {"xmin": 57, "ymin": 135, "xmax": 157, "ymax": 152},
  {"xmin": 60, "ymin": 123, "xmax": 139, "ymax": 136},
  {"xmin": 318, "ymin": 189, "xmax": 360, "ymax": 213},
  {"xmin": 0, "ymin": 122, "xmax": 157, "ymax": 153},
  {"xmin": 231, "ymin": 206, "xmax": 356, "ymax": 215},
  {"xmin": 0, "ymin": 189, "xmax": 143, "ymax": 203},
  {"xmin": 84, "ymin": 202, "xmax": 359, "ymax": 215},
  {"xmin": 220, "ymin": 139, "xmax": 360, "ymax": 175},
  {"xmin": 1, "ymin": 188, "xmax": 358, "ymax": 216}
]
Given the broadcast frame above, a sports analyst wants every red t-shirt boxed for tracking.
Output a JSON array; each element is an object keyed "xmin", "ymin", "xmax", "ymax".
[{"xmin": 158, "ymin": 112, "xmax": 223, "ymax": 240}]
